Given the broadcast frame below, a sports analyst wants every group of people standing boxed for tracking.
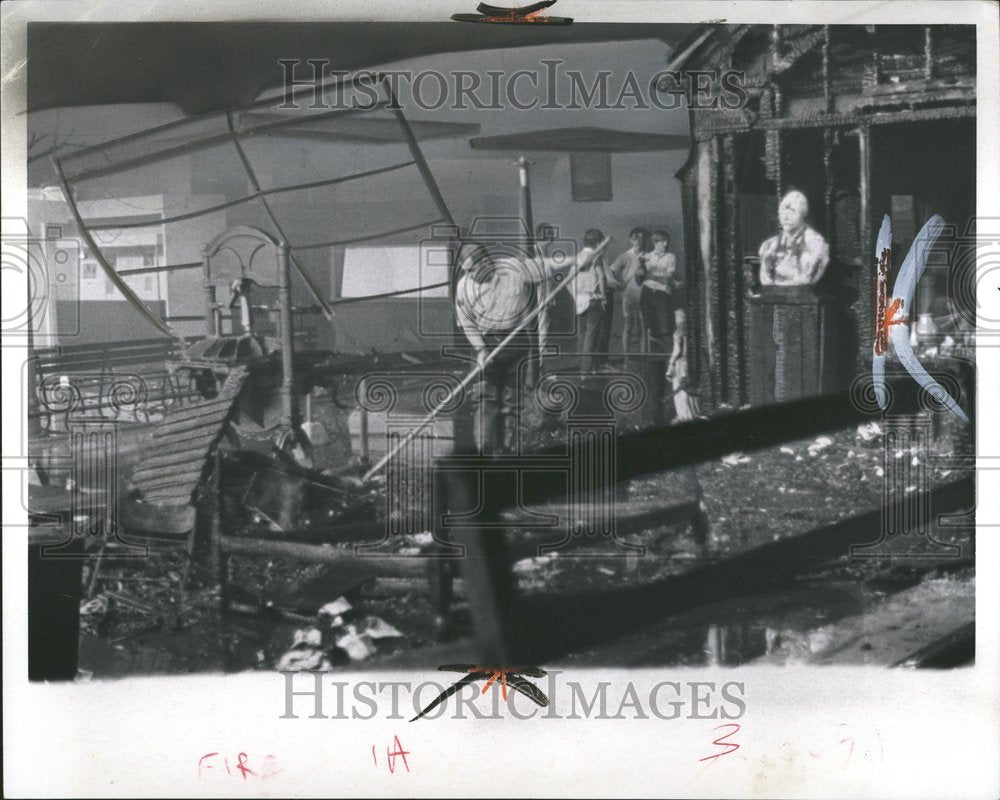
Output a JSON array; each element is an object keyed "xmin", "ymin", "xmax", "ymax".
[
  {"xmin": 455, "ymin": 224, "xmax": 698, "ymax": 454},
  {"xmin": 572, "ymin": 226, "xmax": 682, "ymax": 367}
]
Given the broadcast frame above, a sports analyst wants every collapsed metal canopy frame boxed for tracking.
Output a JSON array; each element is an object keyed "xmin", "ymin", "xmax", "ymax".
[
  {"xmin": 27, "ymin": 22, "xmax": 695, "ymax": 115},
  {"xmin": 54, "ymin": 72, "xmax": 459, "ymax": 344}
]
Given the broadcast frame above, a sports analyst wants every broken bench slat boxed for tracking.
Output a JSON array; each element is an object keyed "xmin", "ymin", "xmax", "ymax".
[
  {"xmin": 132, "ymin": 467, "xmax": 206, "ymax": 491},
  {"xmin": 215, "ymin": 521, "xmax": 389, "ymax": 546},
  {"xmin": 133, "ymin": 435, "xmax": 221, "ymax": 464},
  {"xmin": 130, "ymin": 367, "xmax": 249, "ymax": 506},
  {"xmin": 131, "ymin": 448, "xmax": 216, "ymax": 473},
  {"xmin": 148, "ymin": 396, "xmax": 239, "ymax": 428},
  {"xmin": 217, "ymin": 535, "xmax": 428, "ymax": 577},
  {"xmin": 146, "ymin": 414, "xmax": 232, "ymax": 439}
]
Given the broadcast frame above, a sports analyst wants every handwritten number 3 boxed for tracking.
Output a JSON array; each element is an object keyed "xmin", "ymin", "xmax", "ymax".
[{"xmin": 699, "ymin": 723, "xmax": 741, "ymax": 764}]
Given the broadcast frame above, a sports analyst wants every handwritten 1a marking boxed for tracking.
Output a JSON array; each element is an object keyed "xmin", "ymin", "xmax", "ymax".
[
  {"xmin": 372, "ymin": 736, "xmax": 412, "ymax": 773},
  {"xmin": 871, "ymin": 214, "xmax": 967, "ymax": 422},
  {"xmin": 410, "ymin": 665, "xmax": 549, "ymax": 721},
  {"xmin": 387, "ymin": 736, "xmax": 411, "ymax": 773}
]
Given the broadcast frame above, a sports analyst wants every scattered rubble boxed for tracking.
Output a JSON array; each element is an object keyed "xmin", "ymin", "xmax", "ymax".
[
  {"xmin": 857, "ymin": 422, "xmax": 882, "ymax": 441},
  {"xmin": 807, "ymin": 436, "xmax": 833, "ymax": 456},
  {"xmin": 74, "ymin": 414, "xmax": 972, "ymax": 676}
]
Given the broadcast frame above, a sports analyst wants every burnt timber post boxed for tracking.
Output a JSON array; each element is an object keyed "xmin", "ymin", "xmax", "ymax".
[{"xmin": 277, "ymin": 241, "xmax": 296, "ymax": 433}]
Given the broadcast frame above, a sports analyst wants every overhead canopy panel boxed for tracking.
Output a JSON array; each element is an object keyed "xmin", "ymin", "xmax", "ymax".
[
  {"xmin": 55, "ymin": 75, "xmax": 459, "ymax": 340},
  {"xmin": 469, "ymin": 126, "xmax": 690, "ymax": 152},
  {"xmin": 27, "ymin": 22, "xmax": 697, "ymax": 114},
  {"xmin": 236, "ymin": 114, "xmax": 480, "ymax": 144}
]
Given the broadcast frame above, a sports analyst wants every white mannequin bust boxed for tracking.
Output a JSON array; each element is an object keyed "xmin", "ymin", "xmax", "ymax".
[{"xmin": 758, "ymin": 191, "xmax": 830, "ymax": 286}]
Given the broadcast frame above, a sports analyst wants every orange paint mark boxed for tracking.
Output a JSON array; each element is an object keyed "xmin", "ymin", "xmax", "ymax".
[
  {"xmin": 873, "ymin": 247, "xmax": 906, "ymax": 355},
  {"xmin": 482, "ymin": 14, "xmax": 552, "ymax": 23},
  {"xmin": 473, "ymin": 667, "xmax": 511, "ymax": 700}
]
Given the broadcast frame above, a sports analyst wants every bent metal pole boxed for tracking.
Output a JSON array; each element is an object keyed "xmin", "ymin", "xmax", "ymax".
[{"xmin": 360, "ymin": 237, "xmax": 610, "ymax": 485}]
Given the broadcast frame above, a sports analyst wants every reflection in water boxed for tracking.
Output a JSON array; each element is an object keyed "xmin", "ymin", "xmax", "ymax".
[{"xmin": 704, "ymin": 623, "xmax": 770, "ymax": 666}]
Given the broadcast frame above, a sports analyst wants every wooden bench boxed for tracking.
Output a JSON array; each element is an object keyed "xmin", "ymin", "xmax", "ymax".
[{"xmin": 31, "ymin": 336, "xmax": 204, "ymax": 430}]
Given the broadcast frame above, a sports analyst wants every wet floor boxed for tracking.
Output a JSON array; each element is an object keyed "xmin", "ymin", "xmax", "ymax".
[{"xmin": 30, "ymin": 381, "xmax": 975, "ymax": 678}]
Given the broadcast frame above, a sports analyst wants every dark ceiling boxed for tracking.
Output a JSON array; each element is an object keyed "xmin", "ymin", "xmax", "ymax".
[
  {"xmin": 27, "ymin": 22, "xmax": 696, "ymax": 114},
  {"xmin": 469, "ymin": 126, "xmax": 689, "ymax": 152}
]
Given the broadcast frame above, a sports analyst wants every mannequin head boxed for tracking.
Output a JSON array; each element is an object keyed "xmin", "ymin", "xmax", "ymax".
[{"xmin": 778, "ymin": 190, "xmax": 809, "ymax": 234}]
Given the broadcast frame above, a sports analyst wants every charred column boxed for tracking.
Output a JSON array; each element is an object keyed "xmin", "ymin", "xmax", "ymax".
[{"xmin": 276, "ymin": 241, "xmax": 296, "ymax": 432}]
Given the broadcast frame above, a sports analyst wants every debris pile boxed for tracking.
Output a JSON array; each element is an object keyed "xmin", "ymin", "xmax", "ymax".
[{"xmin": 276, "ymin": 595, "xmax": 404, "ymax": 670}]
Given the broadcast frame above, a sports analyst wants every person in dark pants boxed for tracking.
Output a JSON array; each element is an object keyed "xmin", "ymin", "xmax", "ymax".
[
  {"xmin": 608, "ymin": 227, "xmax": 651, "ymax": 358},
  {"xmin": 578, "ymin": 301, "xmax": 605, "ymax": 374},
  {"xmin": 455, "ymin": 244, "xmax": 537, "ymax": 454},
  {"xmin": 456, "ymin": 233, "xmax": 612, "ymax": 452},
  {"xmin": 637, "ymin": 230, "xmax": 679, "ymax": 355},
  {"xmin": 533, "ymin": 222, "xmax": 557, "ymax": 376},
  {"xmin": 594, "ymin": 241, "xmax": 617, "ymax": 369},
  {"xmin": 567, "ymin": 228, "xmax": 612, "ymax": 374}
]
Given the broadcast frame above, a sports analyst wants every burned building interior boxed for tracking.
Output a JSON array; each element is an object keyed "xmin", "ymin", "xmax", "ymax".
[
  {"xmin": 23, "ymin": 22, "xmax": 976, "ymax": 680},
  {"xmin": 674, "ymin": 24, "xmax": 976, "ymax": 408}
]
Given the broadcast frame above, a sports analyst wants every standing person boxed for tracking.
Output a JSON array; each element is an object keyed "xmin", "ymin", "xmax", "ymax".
[
  {"xmin": 456, "ymin": 232, "xmax": 611, "ymax": 453},
  {"xmin": 567, "ymin": 228, "xmax": 611, "ymax": 374},
  {"xmin": 636, "ymin": 230, "xmax": 679, "ymax": 355},
  {"xmin": 534, "ymin": 222, "xmax": 557, "ymax": 376},
  {"xmin": 594, "ymin": 239, "xmax": 618, "ymax": 370},
  {"xmin": 608, "ymin": 227, "xmax": 650, "ymax": 358}
]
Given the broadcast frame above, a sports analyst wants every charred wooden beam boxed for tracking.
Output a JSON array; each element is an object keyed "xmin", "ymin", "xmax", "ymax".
[
  {"xmin": 924, "ymin": 26, "xmax": 935, "ymax": 82},
  {"xmin": 691, "ymin": 103, "xmax": 976, "ymax": 138},
  {"xmin": 216, "ymin": 535, "xmax": 429, "ymax": 577},
  {"xmin": 437, "ymin": 376, "xmax": 931, "ymax": 513},
  {"xmin": 769, "ymin": 24, "xmax": 781, "ymax": 72},
  {"xmin": 765, "ymin": 128, "xmax": 781, "ymax": 190},
  {"xmin": 822, "ymin": 25, "xmax": 833, "ymax": 114},
  {"xmin": 720, "ymin": 133, "xmax": 743, "ymax": 405},
  {"xmin": 438, "ymin": 468, "xmax": 526, "ymax": 664},
  {"xmin": 517, "ymin": 477, "xmax": 973, "ymax": 662},
  {"xmin": 895, "ymin": 621, "xmax": 974, "ymax": 668},
  {"xmin": 823, "ymin": 127, "xmax": 836, "ymax": 246},
  {"xmin": 708, "ymin": 136, "xmax": 723, "ymax": 406},
  {"xmin": 856, "ymin": 123, "xmax": 873, "ymax": 374}
]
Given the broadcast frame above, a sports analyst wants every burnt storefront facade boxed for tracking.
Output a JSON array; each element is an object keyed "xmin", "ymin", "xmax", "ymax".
[{"xmin": 673, "ymin": 24, "xmax": 976, "ymax": 408}]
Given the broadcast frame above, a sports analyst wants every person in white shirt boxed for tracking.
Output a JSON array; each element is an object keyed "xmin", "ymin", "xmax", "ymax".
[
  {"xmin": 455, "ymin": 230, "xmax": 611, "ymax": 453},
  {"xmin": 636, "ymin": 230, "xmax": 680, "ymax": 354},
  {"xmin": 533, "ymin": 222, "xmax": 558, "ymax": 375},
  {"xmin": 607, "ymin": 227, "xmax": 650, "ymax": 356},
  {"xmin": 566, "ymin": 228, "xmax": 612, "ymax": 374}
]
